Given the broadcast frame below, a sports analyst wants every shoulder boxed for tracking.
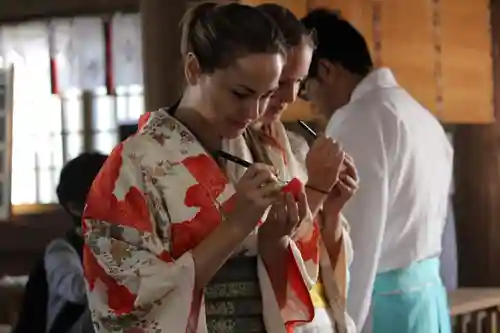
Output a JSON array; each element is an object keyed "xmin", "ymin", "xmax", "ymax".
[
  {"xmin": 109, "ymin": 110, "xmax": 182, "ymax": 170},
  {"xmin": 333, "ymin": 100, "xmax": 398, "ymax": 147},
  {"xmin": 45, "ymin": 238, "xmax": 74, "ymax": 255},
  {"xmin": 352, "ymin": 90, "xmax": 400, "ymax": 125},
  {"xmin": 44, "ymin": 238, "xmax": 78, "ymax": 266},
  {"xmin": 327, "ymin": 93, "xmax": 403, "ymax": 165}
]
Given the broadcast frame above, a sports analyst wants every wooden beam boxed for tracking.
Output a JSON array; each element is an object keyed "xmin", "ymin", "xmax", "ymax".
[{"xmin": 0, "ymin": 0, "xmax": 139, "ymax": 23}]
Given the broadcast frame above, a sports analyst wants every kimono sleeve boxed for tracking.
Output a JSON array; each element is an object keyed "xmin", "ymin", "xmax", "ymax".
[
  {"xmin": 263, "ymin": 211, "xmax": 318, "ymax": 329},
  {"xmin": 82, "ymin": 143, "xmax": 198, "ymax": 332}
]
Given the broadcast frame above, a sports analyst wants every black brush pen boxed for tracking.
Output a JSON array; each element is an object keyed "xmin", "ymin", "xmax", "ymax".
[
  {"xmin": 216, "ymin": 150, "xmax": 288, "ymax": 185},
  {"xmin": 215, "ymin": 150, "xmax": 252, "ymax": 168},
  {"xmin": 297, "ymin": 120, "xmax": 317, "ymax": 138}
]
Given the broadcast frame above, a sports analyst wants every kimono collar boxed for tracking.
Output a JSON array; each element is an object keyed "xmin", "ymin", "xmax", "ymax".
[{"xmin": 350, "ymin": 67, "xmax": 399, "ymax": 103}]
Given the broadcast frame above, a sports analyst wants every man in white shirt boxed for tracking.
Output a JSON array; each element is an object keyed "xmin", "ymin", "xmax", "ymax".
[{"xmin": 301, "ymin": 9, "xmax": 453, "ymax": 333}]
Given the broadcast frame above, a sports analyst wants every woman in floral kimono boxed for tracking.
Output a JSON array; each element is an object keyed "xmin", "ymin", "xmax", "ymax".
[
  {"xmin": 83, "ymin": 2, "xmax": 345, "ymax": 333},
  {"xmin": 249, "ymin": 5, "xmax": 358, "ymax": 333}
]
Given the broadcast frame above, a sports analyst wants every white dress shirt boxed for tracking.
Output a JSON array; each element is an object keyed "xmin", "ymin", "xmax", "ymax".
[{"xmin": 324, "ymin": 68, "xmax": 453, "ymax": 330}]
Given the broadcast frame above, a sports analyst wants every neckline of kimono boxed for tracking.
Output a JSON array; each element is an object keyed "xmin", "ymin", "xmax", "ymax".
[{"xmin": 164, "ymin": 105, "xmax": 227, "ymax": 168}]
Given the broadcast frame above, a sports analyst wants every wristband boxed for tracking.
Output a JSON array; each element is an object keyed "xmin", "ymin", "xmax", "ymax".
[{"xmin": 305, "ymin": 183, "xmax": 330, "ymax": 195}]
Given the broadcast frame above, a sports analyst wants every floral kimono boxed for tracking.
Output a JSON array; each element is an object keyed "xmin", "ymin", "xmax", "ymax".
[
  {"xmin": 228, "ymin": 121, "xmax": 356, "ymax": 333},
  {"xmin": 82, "ymin": 109, "xmax": 320, "ymax": 333}
]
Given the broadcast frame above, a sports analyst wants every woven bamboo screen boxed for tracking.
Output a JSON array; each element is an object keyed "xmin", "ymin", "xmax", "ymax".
[
  {"xmin": 377, "ymin": 0, "xmax": 437, "ymax": 113},
  {"xmin": 242, "ymin": 0, "xmax": 494, "ymax": 124},
  {"xmin": 439, "ymin": 0, "xmax": 493, "ymax": 123}
]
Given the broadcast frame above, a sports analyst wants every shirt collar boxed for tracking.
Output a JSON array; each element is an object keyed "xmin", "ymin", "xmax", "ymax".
[{"xmin": 325, "ymin": 68, "xmax": 398, "ymax": 136}]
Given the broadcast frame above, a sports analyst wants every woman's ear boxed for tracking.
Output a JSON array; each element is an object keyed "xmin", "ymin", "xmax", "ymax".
[{"xmin": 184, "ymin": 52, "xmax": 202, "ymax": 86}]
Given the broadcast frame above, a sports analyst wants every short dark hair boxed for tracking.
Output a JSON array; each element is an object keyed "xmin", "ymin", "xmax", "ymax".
[
  {"xmin": 257, "ymin": 3, "xmax": 314, "ymax": 49},
  {"xmin": 180, "ymin": 1, "xmax": 286, "ymax": 73},
  {"xmin": 56, "ymin": 152, "xmax": 108, "ymax": 209},
  {"xmin": 301, "ymin": 9, "xmax": 373, "ymax": 76}
]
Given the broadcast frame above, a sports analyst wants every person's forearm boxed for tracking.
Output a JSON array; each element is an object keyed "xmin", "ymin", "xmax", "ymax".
[
  {"xmin": 191, "ymin": 219, "xmax": 252, "ymax": 291},
  {"xmin": 259, "ymin": 237, "xmax": 289, "ymax": 308},
  {"xmin": 319, "ymin": 212, "xmax": 343, "ymax": 269},
  {"xmin": 305, "ymin": 185, "xmax": 327, "ymax": 218}
]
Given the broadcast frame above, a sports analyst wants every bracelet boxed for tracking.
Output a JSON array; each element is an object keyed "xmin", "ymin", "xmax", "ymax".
[{"xmin": 305, "ymin": 184, "xmax": 330, "ymax": 195}]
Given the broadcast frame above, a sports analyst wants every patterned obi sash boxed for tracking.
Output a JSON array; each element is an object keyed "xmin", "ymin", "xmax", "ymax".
[{"xmin": 204, "ymin": 255, "xmax": 266, "ymax": 333}]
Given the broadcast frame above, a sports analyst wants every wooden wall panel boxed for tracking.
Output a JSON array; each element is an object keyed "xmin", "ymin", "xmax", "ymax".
[
  {"xmin": 281, "ymin": 100, "xmax": 313, "ymax": 121},
  {"xmin": 242, "ymin": 0, "xmax": 307, "ymax": 16},
  {"xmin": 378, "ymin": 0, "xmax": 437, "ymax": 114},
  {"xmin": 242, "ymin": 0, "xmax": 493, "ymax": 124},
  {"xmin": 440, "ymin": 0, "xmax": 494, "ymax": 123}
]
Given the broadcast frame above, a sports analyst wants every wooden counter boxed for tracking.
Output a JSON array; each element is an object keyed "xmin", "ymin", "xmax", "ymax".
[{"xmin": 449, "ymin": 288, "xmax": 500, "ymax": 316}]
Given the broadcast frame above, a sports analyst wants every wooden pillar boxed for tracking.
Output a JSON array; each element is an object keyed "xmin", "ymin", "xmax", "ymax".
[
  {"xmin": 453, "ymin": 0, "xmax": 500, "ymax": 286},
  {"xmin": 140, "ymin": 0, "xmax": 192, "ymax": 111}
]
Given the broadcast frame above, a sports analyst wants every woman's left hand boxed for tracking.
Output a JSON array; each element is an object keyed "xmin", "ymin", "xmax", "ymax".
[
  {"xmin": 258, "ymin": 187, "xmax": 308, "ymax": 248},
  {"xmin": 323, "ymin": 153, "xmax": 359, "ymax": 217}
]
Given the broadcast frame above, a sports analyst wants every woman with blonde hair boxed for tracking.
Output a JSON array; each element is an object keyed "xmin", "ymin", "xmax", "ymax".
[{"xmin": 240, "ymin": 4, "xmax": 359, "ymax": 333}]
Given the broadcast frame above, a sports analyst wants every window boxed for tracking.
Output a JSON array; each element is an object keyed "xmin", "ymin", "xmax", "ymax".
[
  {"xmin": 115, "ymin": 85, "xmax": 145, "ymax": 123},
  {"xmin": 2, "ymin": 20, "xmax": 145, "ymax": 206},
  {"xmin": 1, "ymin": 22, "xmax": 63, "ymax": 205},
  {"xmin": 11, "ymin": 86, "xmax": 145, "ymax": 205},
  {"xmin": 61, "ymin": 89, "xmax": 83, "ymax": 163},
  {"xmin": 3, "ymin": 31, "xmax": 144, "ymax": 205},
  {"xmin": 93, "ymin": 85, "xmax": 144, "ymax": 155}
]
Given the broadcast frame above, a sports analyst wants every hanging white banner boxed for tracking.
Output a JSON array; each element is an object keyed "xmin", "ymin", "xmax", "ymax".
[
  {"xmin": 74, "ymin": 17, "xmax": 105, "ymax": 90},
  {"xmin": 50, "ymin": 17, "xmax": 105, "ymax": 91},
  {"xmin": 1, "ymin": 21, "xmax": 51, "ymax": 94},
  {"xmin": 49, "ymin": 18, "xmax": 78, "ymax": 92},
  {"xmin": 111, "ymin": 13, "xmax": 143, "ymax": 87}
]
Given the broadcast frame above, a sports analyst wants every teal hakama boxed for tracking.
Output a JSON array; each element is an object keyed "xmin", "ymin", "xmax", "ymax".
[{"xmin": 370, "ymin": 258, "xmax": 451, "ymax": 333}]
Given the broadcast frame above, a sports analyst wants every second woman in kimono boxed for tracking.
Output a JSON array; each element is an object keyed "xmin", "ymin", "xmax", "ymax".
[
  {"xmin": 250, "ymin": 4, "xmax": 358, "ymax": 333},
  {"xmin": 82, "ymin": 2, "xmax": 345, "ymax": 333}
]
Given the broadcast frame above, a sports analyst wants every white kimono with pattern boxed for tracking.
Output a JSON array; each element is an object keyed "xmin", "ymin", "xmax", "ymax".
[{"xmin": 82, "ymin": 110, "xmax": 322, "ymax": 333}]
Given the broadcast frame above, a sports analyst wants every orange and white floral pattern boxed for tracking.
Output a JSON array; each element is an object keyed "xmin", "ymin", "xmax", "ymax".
[{"xmin": 83, "ymin": 110, "xmax": 320, "ymax": 333}]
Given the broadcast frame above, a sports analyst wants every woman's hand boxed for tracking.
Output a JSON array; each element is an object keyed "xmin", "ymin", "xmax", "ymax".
[
  {"xmin": 323, "ymin": 153, "xmax": 359, "ymax": 217},
  {"xmin": 227, "ymin": 163, "xmax": 282, "ymax": 233},
  {"xmin": 192, "ymin": 163, "xmax": 281, "ymax": 290},
  {"xmin": 258, "ymin": 187, "xmax": 308, "ymax": 249},
  {"xmin": 305, "ymin": 135, "xmax": 345, "ymax": 194},
  {"xmin": 257, "ymin": 187, "xmax": 309, "ymax": 307}
]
